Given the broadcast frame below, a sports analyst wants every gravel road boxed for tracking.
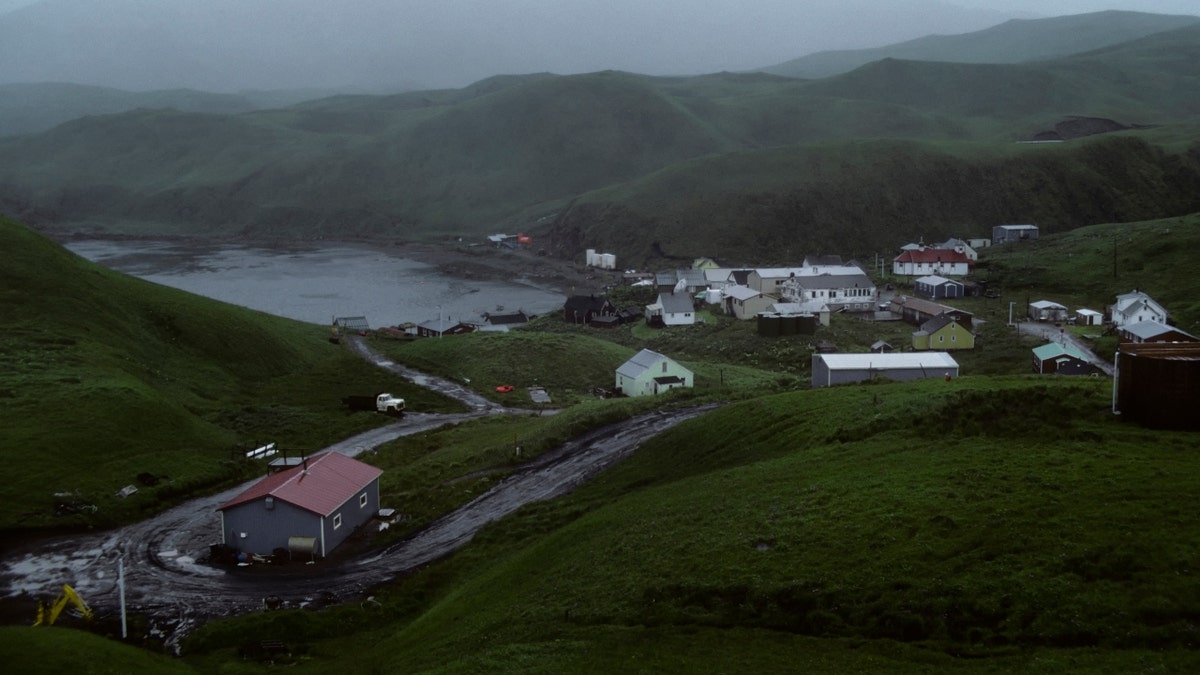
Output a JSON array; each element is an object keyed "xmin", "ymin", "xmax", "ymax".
[{"xmin": 0, "ymin": 338, "xmax": 718, "ymax": 649}]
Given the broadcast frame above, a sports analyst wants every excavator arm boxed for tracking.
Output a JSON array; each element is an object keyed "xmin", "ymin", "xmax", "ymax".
[{"xmin": 34, "ymin": 585, "xmax": 93, "ymax": 626}]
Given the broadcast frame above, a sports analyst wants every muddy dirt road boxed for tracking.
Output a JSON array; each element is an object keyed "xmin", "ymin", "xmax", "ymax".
[{"xmin": 0, "ymin": 337, "xmax": 718, "ymax": 647}]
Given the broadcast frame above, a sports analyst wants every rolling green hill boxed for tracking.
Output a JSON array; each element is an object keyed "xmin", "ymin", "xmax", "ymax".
[
  {"xmin": 545, "ymin": 135, "xmax": 1200, "ymax": 266},
  {"xmin": 175, "ymin": 376, "xmax": 1200, "ymax": 672},
  {"xmin": 0, "ymin": 83, "xmax": 260, "ymax": 138},
  {"xmin": 761, "ymin": 10, "xmax": 1200, "ymax": 80},
  {"xmin": 2, "ymin": 221, "xmax": 1199, "ymax": 670},
  {"xmin": 0, "ymin": 218, "xmax": 462, "ymax": 531},
  {"xmin": 2, "ymin": 16, "xmax": 1200, "ymax": 262}
]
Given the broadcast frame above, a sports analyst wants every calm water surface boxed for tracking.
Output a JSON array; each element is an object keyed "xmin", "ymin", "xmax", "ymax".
[{"xmin": 64, "ymin": 240, "xmax": 564, "ymax": 328}]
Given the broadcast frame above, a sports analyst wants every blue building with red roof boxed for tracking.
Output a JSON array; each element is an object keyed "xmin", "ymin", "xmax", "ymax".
[{"xmin": 217, "ymin": 452, "xmax": 383, "ymax": 558}]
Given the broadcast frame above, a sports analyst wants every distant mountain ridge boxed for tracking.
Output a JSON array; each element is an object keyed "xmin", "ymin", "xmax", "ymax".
[
  {"xmin": 0, "ymin": 83, "xmax": 401, "ymax": 137},
  {"xmin": 761, "ymin": 10, "xmax": 1200, "ymax": 80},
  {"xmin": 1, "ymin": 13, "xmax": 1199, "ymax": 266}
]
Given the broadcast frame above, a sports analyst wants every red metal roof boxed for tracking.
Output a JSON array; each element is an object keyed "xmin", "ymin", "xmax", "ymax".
[
  {"xmin": 218, "ymin": 452, "xmax": 383, "ymax": 517},
  {"xmin": 893, "ymin": 248, "xmax": 972, "ymax": 264}
]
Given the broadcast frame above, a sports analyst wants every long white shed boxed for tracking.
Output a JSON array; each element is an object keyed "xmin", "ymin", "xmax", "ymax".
[{"xmin": 811, "ymin": 352, "xmax": 960, "ymax": 388}]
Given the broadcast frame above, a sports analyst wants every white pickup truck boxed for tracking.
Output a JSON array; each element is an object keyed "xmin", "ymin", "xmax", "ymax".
[{"xmin": 342, "ymin": 393, "xmax": 406, "ymax": 416}]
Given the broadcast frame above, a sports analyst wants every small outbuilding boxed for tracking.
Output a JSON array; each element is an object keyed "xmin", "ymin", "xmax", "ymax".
[
  {"xmin": 1032, "ymin": 342, "xmax": 1096, "ymax": 375},
  {"xmin": 615, "ymin": 349, "xmax": 694, "ymax": 397},
  {"xmin": 1028, "ymin": 300, "xmax": 1068, "ymax": 322},
  {"xmin": 1075, "ymin": 308, "xmax": 1103, "ymax": 326},
  {"xmin": 993, "ymin": 224, "xmax": 1039, "ymax": 244},
  {"xmin": 914, "ymin": 275, "xmax": 964, "ymax": 300},
  {"xmin": 811, "ymin": 352, "xmax": 959, "ymax": 388},
  {"xmin": 218, "ymin": 452, "xmax": 383, "ymax": 558}
]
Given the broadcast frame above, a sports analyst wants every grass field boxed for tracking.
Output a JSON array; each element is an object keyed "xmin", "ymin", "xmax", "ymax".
[
  {"xmin": 0, "ymin": 219, "xmax": 465, "ymax": 531},
  {"xmin": 176, "ymin": 375, "xmax": 1200, "ymax": 672}
]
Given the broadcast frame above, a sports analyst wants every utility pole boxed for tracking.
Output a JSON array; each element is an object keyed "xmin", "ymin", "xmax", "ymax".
[{"xmin": 118, "ymin": 554, "xmax": 127, "ymax": 639}]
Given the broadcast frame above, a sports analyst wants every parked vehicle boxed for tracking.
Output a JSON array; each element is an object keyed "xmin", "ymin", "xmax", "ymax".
[{"xmin": 342, "ymin": 393, "xmax": 406, "ymax": 416}]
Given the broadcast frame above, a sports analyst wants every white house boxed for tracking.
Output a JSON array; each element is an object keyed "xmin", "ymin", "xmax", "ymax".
[
  {"xmin": 778, "ymin": 272, "xmax": 876, "ymax": 312},
  {"xmin": 934, "ymin": 238, "xmax": 979, "ymax": 261},
  {"xmin": 615, "ymin": 349, "xmax": 694, "ymax": 397},
  {"xmin": 892, "ymin": 248, "xmax": 971, "ymax": 277},
  {"xmin": 645, "ymin": 291, "xmax": 695, "ymax": 327},
  {"xmin": 1109, "ymin": 290, "xmax": 1169, "ymax": 327}
]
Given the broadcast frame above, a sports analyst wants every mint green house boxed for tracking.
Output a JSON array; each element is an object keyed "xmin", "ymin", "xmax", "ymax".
[{"xmin": 615, "ymin": 349, "xmax": 694, "ymax": 397}]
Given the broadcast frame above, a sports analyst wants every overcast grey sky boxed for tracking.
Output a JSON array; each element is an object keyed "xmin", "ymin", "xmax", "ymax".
[{"xmin": 0, "ymin": 0, "xmax": 1197, "ymax": 91}]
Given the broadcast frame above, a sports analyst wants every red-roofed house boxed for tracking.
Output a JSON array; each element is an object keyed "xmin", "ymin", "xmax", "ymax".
[
  {"xmin": 892, "ymin": 248, "xmax": 971, "ymax": 277},
  {"xmin": 217, "ymin": 452, "xmax": 383, "ymax": 558}
]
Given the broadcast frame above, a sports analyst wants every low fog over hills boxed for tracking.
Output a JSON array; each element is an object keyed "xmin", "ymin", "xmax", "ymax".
[{"xmin": 0, "ymin": 0, "xmax": 1021, "ymax": 92}]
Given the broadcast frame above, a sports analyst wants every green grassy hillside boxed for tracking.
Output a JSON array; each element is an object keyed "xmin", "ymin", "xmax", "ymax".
[
  {"xmin": 0, "ymin": 626, "xmax": 193, "ymax": 674},
  {"xmin": 3, "ymin": 22, "xmax": 1200, "ymax": 258},
  {"xmin": 762, "ymin": 10, "xmax": 1200, "ymax": 79},
  {"xmin": 0, "ymin": 219, "xmax": 463, "ymax": 530},
  {"xmin": 179, "ymin": 376, "xmax": 1200, "ymax": 672},
  {"xmin": 0, "ymin": 83, "xmax": 261, "ymax": 138},
  {"xmin": 546, "ymin": 135, "xmax": 1200, "ymax": 266}
]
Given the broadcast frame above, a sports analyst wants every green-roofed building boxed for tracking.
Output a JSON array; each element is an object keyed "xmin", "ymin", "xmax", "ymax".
[{"xmin": 1032, "ymin": 342, "xmax": 1096, "ymax": 375}]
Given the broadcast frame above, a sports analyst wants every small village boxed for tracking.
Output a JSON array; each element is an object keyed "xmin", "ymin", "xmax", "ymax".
[{"xmin": 351, "ymin": 225, "xmax": 1199, "ymax": 433}]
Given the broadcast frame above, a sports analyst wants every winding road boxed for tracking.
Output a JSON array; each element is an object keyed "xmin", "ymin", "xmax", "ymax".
[{"xmin": 0, "ymin": 337, "xmax": 718, "ymax": 647}]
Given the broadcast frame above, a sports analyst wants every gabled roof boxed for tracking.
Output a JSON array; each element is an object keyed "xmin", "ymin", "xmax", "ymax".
[
  {"xmin": 1030, "ymin": 300, "xmax": 1066, "ymax": 310},
  {"xmin": 934, "ymin": 238, "xmax": 971, "ymax": 250},
  {"xmin": 658, "ymin": 292, "xmax": 694, "ymax": 314},
  {"xmin": 704, "ymin": 268, "xmax": 735, "ymax": 284},
  {"xmin": 333, "ymin": 316, "xmax": 370, "ymax": 330},
  {"xmin": 219, "ymin": 452, "xmax": 382, "ymax": 517},
  {"xmin": 996, "ymin": 224, "xmax": 1038, "ymax": 231},
  {"xmin": 914, "ymin": 275, "xmax": 960, "ymax": 286},
  {"xmin": 729, "ymin": 269, "xmax": 753, "ymax": 286},
  {"xmin": 617, "ymin": 348, "xmax": 686, "ymax": 379},
  {"xmin": 419, "ymin": 317, "xmax": 469, "ymax": 332},
  {"xmin": 893, "ymin": 295, "xmax": 971, "ymax": 319},
  {"xmin": 485, "ymin": 311, "xmax": 529, "ymax": 325},
  {"xmin": 893, "ymin": 249, "xmax": 972, "ymax": 265},
  {"xmin": 918, "ymin": 314, "xmax": 963, "ymax": 334},
  {"xmin": 787, "ymin": 273, "xmax": 874, "ymax": 290},
  {"xmin": 1033, "ymin": 342, "xmax": 1088, "ymax": 361},
  {"xmin": 724, "ymin": 285, "xmax": 763, "ymax": 301},
  {"xmin": 564, "ymin": 295, "xmax": 612, "ymax": 312},
  {"xmin": 1112, "ymin": 291, "xmax": 1166, "ymax": 318},
  {"xmin": 1121, "ymin": 320, "xmax": 1196, "ymax": 341}
]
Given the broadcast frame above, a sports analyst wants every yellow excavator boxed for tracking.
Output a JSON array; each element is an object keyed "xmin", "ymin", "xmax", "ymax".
[{"xmin": 33, "ymin": 584, "xmax": 93, "ymax": 626}]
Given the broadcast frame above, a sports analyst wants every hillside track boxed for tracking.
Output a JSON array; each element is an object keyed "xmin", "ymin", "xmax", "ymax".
[{"xmin": 0, "ymin": 336, "xmax": 718, "ymax": 648}]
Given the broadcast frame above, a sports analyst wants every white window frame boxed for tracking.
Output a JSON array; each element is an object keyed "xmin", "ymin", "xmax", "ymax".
[
  {"xmin": 359, "ymin": 493, "xmax": 368, "ymax": 508},
  {"xmin": 333, "ymin": 513, "xmax": 342, "ymax": 530}
]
